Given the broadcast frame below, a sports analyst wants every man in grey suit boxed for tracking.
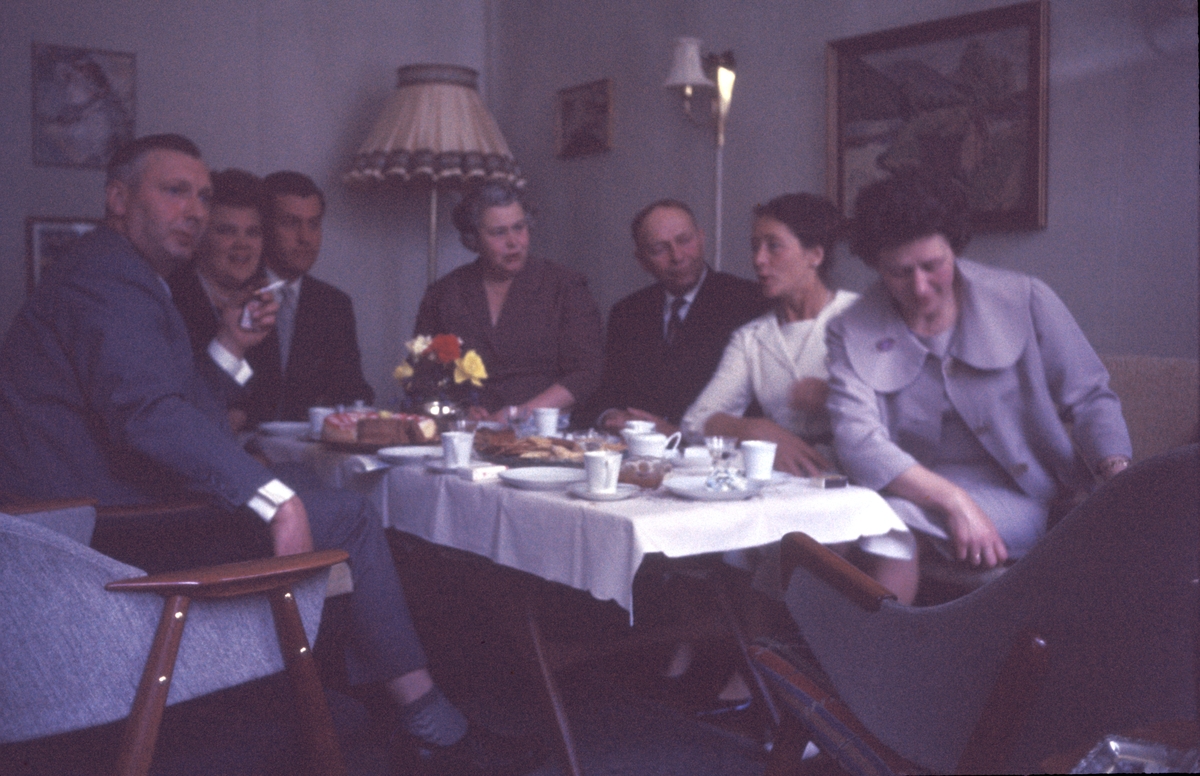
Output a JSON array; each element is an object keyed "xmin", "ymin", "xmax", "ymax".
[
  {"xmin": 575, "ymin": 199, "xmax": 767, "ymax": 433},
  {"xmin": 0, "ymin": 134, "xmax": 537, "ymax": 775}
]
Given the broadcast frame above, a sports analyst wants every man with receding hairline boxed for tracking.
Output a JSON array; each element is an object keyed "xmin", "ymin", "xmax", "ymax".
[
  {"xmin": 0, "ymin": 134, "xmax": 542, "ymax": 775},
  {"xmin": 575, "ymin": 199, "xmax": 767, "ymax": 433}
]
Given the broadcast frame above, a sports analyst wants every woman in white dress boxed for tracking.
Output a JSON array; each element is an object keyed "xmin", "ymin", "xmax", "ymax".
[{"xmin": 682, "ymin": 193, "xmax": 857, "ymax": 475}]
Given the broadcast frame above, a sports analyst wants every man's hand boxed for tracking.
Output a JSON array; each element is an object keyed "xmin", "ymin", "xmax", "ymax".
[
  {"xmin": 270, "ymin": 496, "xmax": 314, "ymax": 556},
  {"xmin": 215, "ymin": 287, "xmax": 280, "ymax": 360}
]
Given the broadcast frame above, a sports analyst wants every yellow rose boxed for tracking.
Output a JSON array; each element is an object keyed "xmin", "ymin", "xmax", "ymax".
[
  {"xmin": 454, "ymin": 349, "xmax": 487, "ymax": 387},
  {"xmin": 393, "ymin": 362, "xmax": 414, "ymax": 380}
]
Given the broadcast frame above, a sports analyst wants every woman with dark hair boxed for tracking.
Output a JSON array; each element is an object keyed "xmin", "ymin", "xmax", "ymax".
[
  {"xmin": 413, "ymin": 182, "xmax": 603, "ymax": 421},
  {"xmin": 827, "ymin": 173, "xmax": 1132, "ymax": 603},
  {"xmin": 681, "ymin": 193, "xmax": 859, "ymax": 476},
  {"xmin": 167, "ymin": 168, "xmax": 270, "ymax": 432}
]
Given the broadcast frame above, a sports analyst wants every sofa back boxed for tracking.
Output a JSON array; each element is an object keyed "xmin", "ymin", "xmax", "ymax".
[{"xmin": 1101, "ymin": 354, "xmax": 1199, "ymax": 462}]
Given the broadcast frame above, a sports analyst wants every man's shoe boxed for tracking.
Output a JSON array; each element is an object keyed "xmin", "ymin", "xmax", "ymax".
[{"xmin": 408, "ymin": 724, "xmax": 547, "ymax": 776}]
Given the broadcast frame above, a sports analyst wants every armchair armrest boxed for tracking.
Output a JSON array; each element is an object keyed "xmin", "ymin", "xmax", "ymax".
[
  {"xmin": 105, "ymin": 548, "xmax": 349, "ymax": 776},
  {"xmin": 1, "ymin": 497, "xmax": 97, "ymax": 514},
  {"xmin": 780, "ymin": 532, "xmax": 896, "ymax": 613},
  {"xmin": 106, "ymin": 549, "xmax": 349, "ymax": 599}
]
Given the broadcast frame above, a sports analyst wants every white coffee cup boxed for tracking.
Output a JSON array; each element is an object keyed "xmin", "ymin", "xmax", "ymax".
[
  {"xmin": 442, "ymin": 431, "xmax": 475, "ymax": 468},
  {"xmin": 623, "ymin": 419, "xmax": 656, "ymax": 435},
  {"xmin": 584, "ymin": 450, "xmax": 622, "ymax": 493},
  {"xmin": 532, "ymin": 407, "xmax": 560, "ymax": 437},
  {"xmin": 308, "ymin": 406, "xmax": 335, "ymax": 438},
  {"xmin": 741, "ymin": 440, "xmax": 778, "ymax": 481},
  {"xmin": 626, "ymin": 431, "xmax": 682, "ymax": 459}
]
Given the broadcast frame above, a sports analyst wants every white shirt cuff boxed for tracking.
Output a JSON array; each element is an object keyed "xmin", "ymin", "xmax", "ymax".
[
  {"xmin": 246, "ymin": 479, "xmax": 296, "ymax": 523},
  {"xmin": 208, "ymin": 339, "xmax": 254, "ymax": 386}
]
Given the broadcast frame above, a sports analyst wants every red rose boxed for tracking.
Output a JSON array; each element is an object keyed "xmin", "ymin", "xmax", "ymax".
[{"xmin": 429, "ymin": 334, "xmax": 462, "ymax": 364}]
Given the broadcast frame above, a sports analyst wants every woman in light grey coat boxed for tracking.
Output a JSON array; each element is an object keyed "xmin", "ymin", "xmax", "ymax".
[{"xmin": 827, "ymin": 174, "xmax": 1132, "ymax": 603}]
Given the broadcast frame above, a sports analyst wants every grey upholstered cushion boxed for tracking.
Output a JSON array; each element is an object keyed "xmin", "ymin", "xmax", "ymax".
[
  {"xmin": 7, "ymin": 502, "xmax": 97, "ymax": 545},
  {"xmin": 0, "ymin": 511, "xmax": 326, "ymax": 743}
]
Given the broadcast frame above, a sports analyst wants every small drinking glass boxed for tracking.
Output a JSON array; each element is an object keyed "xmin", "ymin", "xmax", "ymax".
[{"xmin": 704, "ymin": 435, "xmax": 740, "ymax": 490}]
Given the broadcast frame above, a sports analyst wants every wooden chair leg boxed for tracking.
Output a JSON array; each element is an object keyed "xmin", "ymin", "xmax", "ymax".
[
  {"xmin": 269, "ymin": 588, "xmax": 347, "ymax": 776},
  {"xmin": 955, "ymin": 630, "xmax": 1049, "ymax": 774},
  {"xmin": 525, "ymin": 601, "xmax": 584, "ymax": 776},
  {"xmin": 115, "ymin": 595, "xmax": 190, "ymax": 776}
]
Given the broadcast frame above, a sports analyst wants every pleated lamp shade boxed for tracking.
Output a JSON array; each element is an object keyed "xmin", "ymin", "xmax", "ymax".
[{"xmin": 345, "ymin": 64, "xmax": 521, "ymax": 186}]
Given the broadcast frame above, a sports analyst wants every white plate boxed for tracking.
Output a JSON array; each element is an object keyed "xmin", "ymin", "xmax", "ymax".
[
  {"xmin": 665, "ymin": 475, "xmax": 764, "ymax": 502},
  {"xmin": 259, "ymin": 421, "xmax": 311, "ymax": 437},
  {"xmin": 499, "ymin": 467, "xmax": 586, "ymax": 490},
  {"xmin": 377, "ymin": 446, "xmax": 440, "ymax": 465},
  {"xmin": 567, "ymin": 483, "xmax": 639, "ymax": 501}
]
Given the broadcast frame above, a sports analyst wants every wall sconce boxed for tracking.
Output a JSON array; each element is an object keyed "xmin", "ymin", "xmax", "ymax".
[{"xmin": 663, "ymin": 37, "xmax": 737, "ymax": 269}]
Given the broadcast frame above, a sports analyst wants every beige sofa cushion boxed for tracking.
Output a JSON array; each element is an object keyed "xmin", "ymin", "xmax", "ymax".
[{"xmin": 1101, "ymin": 354, "xmax": 1199, "ymax": 462}]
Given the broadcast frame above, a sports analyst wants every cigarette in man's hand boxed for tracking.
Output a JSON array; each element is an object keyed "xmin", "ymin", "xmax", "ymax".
[{"xmin": 239, "ymin": 280, "xmax": 288, "ymax": 330}]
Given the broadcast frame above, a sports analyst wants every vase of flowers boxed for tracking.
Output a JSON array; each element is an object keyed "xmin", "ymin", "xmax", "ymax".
[{"xmin": 394, "ymin": 334, "xmax": 487, "ymax": 425}]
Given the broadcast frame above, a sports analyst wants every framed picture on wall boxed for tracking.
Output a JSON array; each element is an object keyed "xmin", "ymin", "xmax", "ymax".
[
  {"xmin": 26, "ymin": 217, "xmax": 99, "ymax": 293},
  {"xmin": 826, "ymin": 0, "xmax": 1048, "ymax": 231},
  {"xmin": 555, "ymin": 79, "xmax": 613, "ymax": 159},
  {"xmin": 32, "ymin": 43, "xmax": 136, "ymax": 169}
]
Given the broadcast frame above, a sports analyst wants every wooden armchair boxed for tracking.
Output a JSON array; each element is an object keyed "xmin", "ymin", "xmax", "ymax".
[
  {"xmin": 0, "ymin": 501, "xmax": 349, "ymax": 776},
  {"xmin": 751, "ymin": 444, "xmax": 1198, "ymax": 775}
]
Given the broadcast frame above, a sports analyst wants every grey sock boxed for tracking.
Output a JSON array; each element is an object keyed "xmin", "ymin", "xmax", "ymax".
[{"xmin": 401, "ymin": 686, "xmax": 469, "ymax": 747}]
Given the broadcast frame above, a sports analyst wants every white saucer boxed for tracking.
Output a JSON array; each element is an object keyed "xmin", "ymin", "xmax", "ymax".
[
  {"xmin": 426, "ymin": 458, "xmax": 473, "ymax": 473},
  {"xmin": 498, "ymin": 467, "xmax": 585, "ymax": 490},
  {"xmin": 567, "ymin": 483, "xmax": 639, "ymax": 501},
  {"xmin": 665, "ymin": 475, "xmax": 764, "ymax": 502}
]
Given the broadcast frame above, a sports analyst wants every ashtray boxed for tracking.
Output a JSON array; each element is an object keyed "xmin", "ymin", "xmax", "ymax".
[{"xmin": 1070, "ymin": 735, "xmax": 1199, "ymax": 774}]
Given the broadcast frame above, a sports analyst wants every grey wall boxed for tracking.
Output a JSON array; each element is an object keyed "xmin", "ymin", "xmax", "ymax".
[
  {"xmin": 1, "ymin": 0, "xmax": 488, "ymax": 402},
  {"xmin": 490, "ymin": 0, "xmax": 1199, "ymax": 359},
  {"xmin": 3, "ymin": 0, "xmax": 1196, "ymax": 404}
]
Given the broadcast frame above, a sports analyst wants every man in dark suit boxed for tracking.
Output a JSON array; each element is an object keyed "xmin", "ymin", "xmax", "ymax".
[
  {"xmin": 576, "ymin": 199, "xmax": 767, "ymax": 433},
  {"xmin": 241, "ymin": 172, "xmax": 374, "ymax": 425},
  {"xmin": 0, "ymin": 135, "xmax": 539, "ymax": 775}
]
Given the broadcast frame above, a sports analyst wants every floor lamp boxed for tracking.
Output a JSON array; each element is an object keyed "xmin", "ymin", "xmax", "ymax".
[
  {"xmin": 344, "ymin": 64, "xmax": 522, "ymax": 286},
  {"xmin": 664, "ymin": 38, "xmax": 735, "ymax": 271}
]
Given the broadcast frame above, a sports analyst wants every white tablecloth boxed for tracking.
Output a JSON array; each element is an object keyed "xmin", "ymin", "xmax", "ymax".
[{"xmin": 256, "ymin": 434, "xmax": 909, "ymax": 618}]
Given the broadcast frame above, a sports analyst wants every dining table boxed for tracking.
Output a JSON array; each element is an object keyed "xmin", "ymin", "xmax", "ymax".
[
  {"xmin": 253, "ymin": 431, "xmax": 910, "ymax": 619},
  {"xmin": 253, "ymin": 429, "xmax": 911, "ymax": 775}
]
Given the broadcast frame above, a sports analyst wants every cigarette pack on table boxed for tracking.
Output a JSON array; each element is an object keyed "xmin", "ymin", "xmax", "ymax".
[{"xmin": 460, "ymin": 464, "xmax": 507, "ymax": 482}]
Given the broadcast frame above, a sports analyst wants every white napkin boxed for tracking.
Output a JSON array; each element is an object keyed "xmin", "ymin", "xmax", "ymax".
[{"xmin": 346, "ymin": 455, "xmax": 389, "ymax": 475}]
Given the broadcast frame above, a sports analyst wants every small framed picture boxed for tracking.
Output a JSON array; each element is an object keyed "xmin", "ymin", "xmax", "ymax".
[
  {"xmin": 26, "ymin": 217, "xmax": 99, "ymax": 293},
  {"xmin": 827, "ymin": 1, "xmax": 1048, "ymax": 231},
  {"xmin": 555, "ymin": 79, "xmax": 613, "ymax": 159},
  {"xmin": 32, "ymin": 43, "xmax": 136, "ymax": 169}
]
